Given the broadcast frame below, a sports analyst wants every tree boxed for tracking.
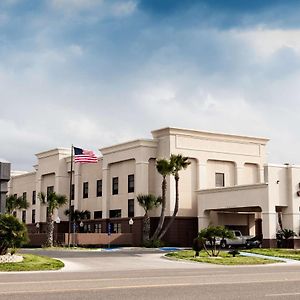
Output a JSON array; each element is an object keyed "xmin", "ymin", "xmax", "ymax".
[
  {"xmin": 137, "ymin": 194, "xmax": 162, "ymax": 244},
  {"xmin": 38, "ymin": 192, "xmax": 67, "ymax": 247},
  {"xmin": 5, "ymin": 194, "xmax": 29, "ymax": 214},
  {"xmin": 0, "ymin": 214, "xmax": 28, "ymax": 255},
  {"xmin": 158, "ymin": 154, "xmax": 190, "ymax": 240},
  {"xmin": 198, "ymin": 226, "xmax": 234, "ymax": 257},
  {"xmin": 151, "ymin": 159, "xmax": 173, "ymax": 241},
  {"xmin": 64, "ymin": 209, "xmax": 91, "ymax": 232}
]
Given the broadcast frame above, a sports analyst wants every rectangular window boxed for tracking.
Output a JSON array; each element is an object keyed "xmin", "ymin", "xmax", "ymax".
[
  {"xmin": 83, "ymin": 182, "xmax": 89, "ymax": 198},
  {"xmin": 71, "ymin": 184, "xmax": 75, "ymax": 200},
  {"xmin": 47, "ymin": 186, "xmax": 54, "ymax": 197},
  {"xmin": 112, "ymin": 177, "xmax": 118, "ymax": 195},
  {"xmin": 128, "ymin": 174, "xmax": 134, "ymax": 193},
  {"xmin": 128, "ymin": 199, "xmax": 134, "ymax": 217},
  {"xmin": 94, "ymin": 211, "xmax": 102, "ymax": 219},
  {"xmin": 83, "ymin": 224, "xmax": 91, "ymax": 233},
  {"xmin": 23, "ymin": 192, "xmax": 27, "ymax": 200},
  {"xmin": 215, "ymin": 173, "xmax": 225, "ymax": 187},
  {"xmin": 32, "ymin": 191, "xmax": 36, "ymax": 205},
  {"xmin": 13, "ymin": 211, "xmax": 17, "ymax": 217},
  {"xmin": 32, "ymin": 209, "xmax": 36, "ymax": 224},
  {"xmin": 22, "ymin": 211, "xmax": 26, "ymax": 223},
  {"xmin": 96, "ymin": 180, "xmax": 102, "ymax": 197},
  {"xmin": 95, "ymin": 223, "xmax": 101, "ymax": 233},
  {"xmin": 113, "ymin": 223, "xmax": 122, "ymax": 233},
  {"xmin": 14, "ymin": 193, "xmax": 17, "ymax": 198},
  {"xmin": 109, "ymin": 209, "xmax": 121, "ymax": 218}
]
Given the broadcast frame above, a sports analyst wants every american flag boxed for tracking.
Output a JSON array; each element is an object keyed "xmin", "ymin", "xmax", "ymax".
[{"xmin": 73, "ymin": 147, "xmax": 98, "ymax": 163}]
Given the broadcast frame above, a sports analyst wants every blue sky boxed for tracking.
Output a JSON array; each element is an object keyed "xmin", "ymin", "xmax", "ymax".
[{"xmin": 1, "ymin": 0, "xmax": 300, "ymax": 169}]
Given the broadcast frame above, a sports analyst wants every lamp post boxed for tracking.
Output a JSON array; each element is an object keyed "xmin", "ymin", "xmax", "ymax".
[
  {"xmin": 36, "ymin": 222, "xmax": 40, "ymax": 234},
  {"xmin": 129, "ymin": 218, "xmax": 134, "ymax": 233},
  {"xmin": 55, "ymin": 216, "xmax": 60, "ymax": 246}
]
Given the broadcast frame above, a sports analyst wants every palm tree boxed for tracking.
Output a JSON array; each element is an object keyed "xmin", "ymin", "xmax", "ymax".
[
  {"xmin": 137, "ymin": 194, "xmax": 162, "ymax": 244},
  {"xmin": 5, "ymin": 194, "xmax": 29, "ymax": 214},
  {"xmin": 64, "ymin": 209, "xmax": 91, "ymax": 232},
  {"xmin": 38, "ymin": 192, "xmax": 67, "ymax": 247},
  {"xmin": 151, "ymin": 159, "xmax": 173, "ymax": 241},
  {"xmin": 158, "ymin": 154, "xmax": 190, "ymax": 240}
]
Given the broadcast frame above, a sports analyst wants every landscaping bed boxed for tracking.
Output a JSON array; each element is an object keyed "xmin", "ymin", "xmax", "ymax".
[
  {"xmin": 166, "ymin": 250, "xmax": 278, "ymax": 265},
  {"xmin": 245, "ymin": 248, "xmax": 300, "ymax": 261},
  {"xmin": 0, "ymin": 254, "xmax": 64, "ymax": 272}
]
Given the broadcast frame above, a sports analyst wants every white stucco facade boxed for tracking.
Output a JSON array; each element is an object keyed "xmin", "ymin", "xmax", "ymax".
[{"xmin": 6, "ymin": 127, "xmax": 300, "ymax": 247}]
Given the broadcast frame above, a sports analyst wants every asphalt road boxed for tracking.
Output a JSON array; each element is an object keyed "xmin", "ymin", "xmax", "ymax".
[{"xmin": 1, "ymin": 248, "xmax": 300, "ymax": 299}]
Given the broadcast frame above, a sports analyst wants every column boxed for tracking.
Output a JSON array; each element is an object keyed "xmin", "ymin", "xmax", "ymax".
[
  {"xmin": 197, "ymin": 160, "xmax": 207, "ymax": 190},
  {"xmin": 35, "ymin": 176, "xmax": 42, "ymax": 223},
  {"xmin": 235, "ymin": 162, "xmax": 244, "ymax": 186},
  {"xmin": 101, "ymin": 166, "xmax": 109, "ymax": 219},
  {"xmin": 135, "ymin": 161, "xmax": 149, "ymax": 216},
  {"xmin": 261, "ymin": 210, "xmax": 277, "ymax": 248},
  {"xmin": 74, "ymin": 163, "xmax": 81, "ymax": 211},
  {"xmin": 198, "ymin": 211, "xmax": 210, "ymax": 231}
]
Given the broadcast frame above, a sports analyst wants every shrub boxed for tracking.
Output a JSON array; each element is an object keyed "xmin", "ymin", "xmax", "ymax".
[
  {"xmin": 0, "ymin": 214, "xmax": 28, "ymax": 255},
  {"xmin": 143, "ymin": 239, "xmax": 164, "ymax": 248}
]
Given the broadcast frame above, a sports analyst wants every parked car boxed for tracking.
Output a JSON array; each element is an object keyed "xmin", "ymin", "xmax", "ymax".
[{"xmin": 220, "ymin": 230, "xmax": 254, "ymax": 248}]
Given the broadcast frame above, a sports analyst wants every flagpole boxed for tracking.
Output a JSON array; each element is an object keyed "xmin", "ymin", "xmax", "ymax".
[{"xmin": 68, "ymin": 144, "xmax": 74, "ymax": 247}]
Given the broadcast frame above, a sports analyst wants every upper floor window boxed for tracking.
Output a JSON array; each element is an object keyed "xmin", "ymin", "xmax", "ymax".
[
  {"xmin": 128, "ymin": 199, "xmax": 134, "ymax": 217},
  {"xmin": 215, "ymin": 173, "xmax": 225, "ymax": 187},
  {"xmin": 47, "ymin": 186, "xmax": 54, "ymax": 197},
  {"xmin": 83, "ymin": 182, "xmax": 89, "ymax": 198},
  {"xmin": 22, "ymin": 210, "xmax": 26, "ymax": 223},
  {"xmin": 32, "ymin": 209, "xmax": 36, "ymax": 224},
  {"xmin": 94, "ymin": 211, "xmax": 102, "ymax": 219},
  {"xmin": 32, "ymin": 191, "xmax": 36, "ymax": 205},
  {"xmin": 22, "ymin": 192, "xmax": 27, "ymax": 200},
  {"xmin": 112, "ymin": 177, "xmax": 118, "ymax": 195},
  {"xmin": 128, "ymin": 174, "xmax": 134, "ymax": 193},
  {"xmin": 109, "ymin": 209, "xmax": 121, "ymax": 218},
  {"xmin": 97, "ymin": 180, "xmax": 102, "ymax": 197}
]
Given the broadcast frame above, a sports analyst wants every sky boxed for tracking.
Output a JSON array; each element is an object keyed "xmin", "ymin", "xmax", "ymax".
[{"xmin": 1, "ymin": 0, "xmax": 300, "ymax": 170}]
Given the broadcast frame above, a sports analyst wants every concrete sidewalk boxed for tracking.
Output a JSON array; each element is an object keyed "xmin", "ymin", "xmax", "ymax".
[{"xmin": 240, "ymin": 251, "xmax": 300, "ymax": 264}]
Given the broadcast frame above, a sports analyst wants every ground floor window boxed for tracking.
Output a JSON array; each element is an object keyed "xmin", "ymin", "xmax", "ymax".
[
  {"xmin": 95, "ymin": 223, "xmax": 101, "ymax": 233},
  {"xmin": 113, "ymin": 223, "xmax": 122, "ymax": 233}
]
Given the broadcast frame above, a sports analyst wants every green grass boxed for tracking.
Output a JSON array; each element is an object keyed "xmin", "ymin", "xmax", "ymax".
[
  {"xmin": 166, "ymin": 250, "xmax": 279, "ymax": 265},
  {"xmin": 0, "ymin": 254, "xmax": 64, "ymax": 272},
  {"xmin": 245, "ymin": 248, "xmax": 300, "ymax": 261}
]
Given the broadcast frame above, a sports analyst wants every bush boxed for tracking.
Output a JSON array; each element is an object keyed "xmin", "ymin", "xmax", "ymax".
[
  {"xmin": 143, "ymin": 239, "xmax": 164, "ymax": 248},
  {"xmin": 0, "ymin": 214, "xmax": 28, "ymax": 255},
  {"xmin": 192, "ymin": 237, "xmax": 203, "ymax": 257}
]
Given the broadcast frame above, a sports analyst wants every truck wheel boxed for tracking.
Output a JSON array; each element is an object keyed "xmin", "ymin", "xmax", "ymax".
[{"xmin": 220, "ymin": 240, "xmax": 227, "ymax": 248}]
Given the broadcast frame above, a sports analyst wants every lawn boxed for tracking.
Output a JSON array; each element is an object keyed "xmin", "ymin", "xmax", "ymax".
[
  {"xmin": 166, "ymin": 250, "xmax": 279, "ymax": 265},
  {"xmin": 0, "ymin": 254, "xmax": 64, "ymax": 272},
  {"xmin": 245, "ymin": 248, "xmax": 300, "ymax": 261}
]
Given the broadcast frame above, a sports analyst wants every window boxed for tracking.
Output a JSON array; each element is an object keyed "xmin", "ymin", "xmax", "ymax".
[
  {"xmin": 22, "ymin": 211, "xmax": 26, "ymax": 223},
  {"xmin": 128, "ymin": 174, "xmax": 134, "ymax": 193},
  {"xmin": 83, "ymin": 182, "xmax": 89, "ymax": 198},
  {"xmin": 109, "ymin": 209, "xmax": 121, "ymax": 218},
  {"xmin": 32, "ymin": 191, "xmax": 36, "ymax": 205},
  {"xmin": 94, "ymin": 211, "xmax": 102, "ymax": 219},
  {"xmin": 71, "ymin": 184, "xmax": 75, "ymax": 200},
  {"xmin": 112, "ymin": 177, "xmax": 118, "ymax": 195},
  {"xmin": 128, "ymin": 199, "xmax": 134, "ymax": 217},
  {"xmin": 95, "ymin": 223, "xmax": 101, "ymax": 233},
  {"xmin": 113, "ymin": 223, "xmax": 122, "ymax": 233},
  {"xmin": 22, "ymin": 192, "xmax": 27, "ymax": 200},
  {"xmin": 47, "ymin": 186, "xmax": 54, "ymax": 197},
  {"xmin": 96, "ymin": 180, "xmax": 102, "ymax": 197},
  {"xmin": 215, "ymin": 173, "xmax": 225, "ymax": 187},
  {"xmin": 83, "ymin": 224, "xmax": 92, "ymax": 233},
  {"xmin": 13, "ymin": 211, "xmax": 17, "ymax": 217},
  {"xmin": 14, "ymin": 193, "xmax": 17, "ymax": 198},
  {"xmin": 32, "ymin": 209, "xmax": 36, "ymax": 224}
]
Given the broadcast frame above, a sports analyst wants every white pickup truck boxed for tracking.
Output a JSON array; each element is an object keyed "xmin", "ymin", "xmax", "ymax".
[{"xmin": 220, "ymin": 230, "xmax": 254, "ymax": 248}]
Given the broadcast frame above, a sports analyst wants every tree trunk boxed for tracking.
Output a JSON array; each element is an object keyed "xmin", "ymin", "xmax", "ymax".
[
  {"xmin": 143, "ymin": 213, "xmax": 150, "ymax": 244},
  {"xmin": 46, "ymin": 214, "xmax": 54, "ymax": 247},
  {"xmin": 158, "ymin": 174, "xmax": 179, "ymax": 240},
  {"xmin": 151, "ymin": 177, "xmax": 167, "ymax": 241}
]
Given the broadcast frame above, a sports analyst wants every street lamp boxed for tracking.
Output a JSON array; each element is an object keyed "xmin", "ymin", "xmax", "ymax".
[
  {"xmin": 54, "ymin": 217, "xmax": 60, "ymax": 246},
  {"xmin": 129, "ymin": 218, "xmax": 134, "ymax": 233}
]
